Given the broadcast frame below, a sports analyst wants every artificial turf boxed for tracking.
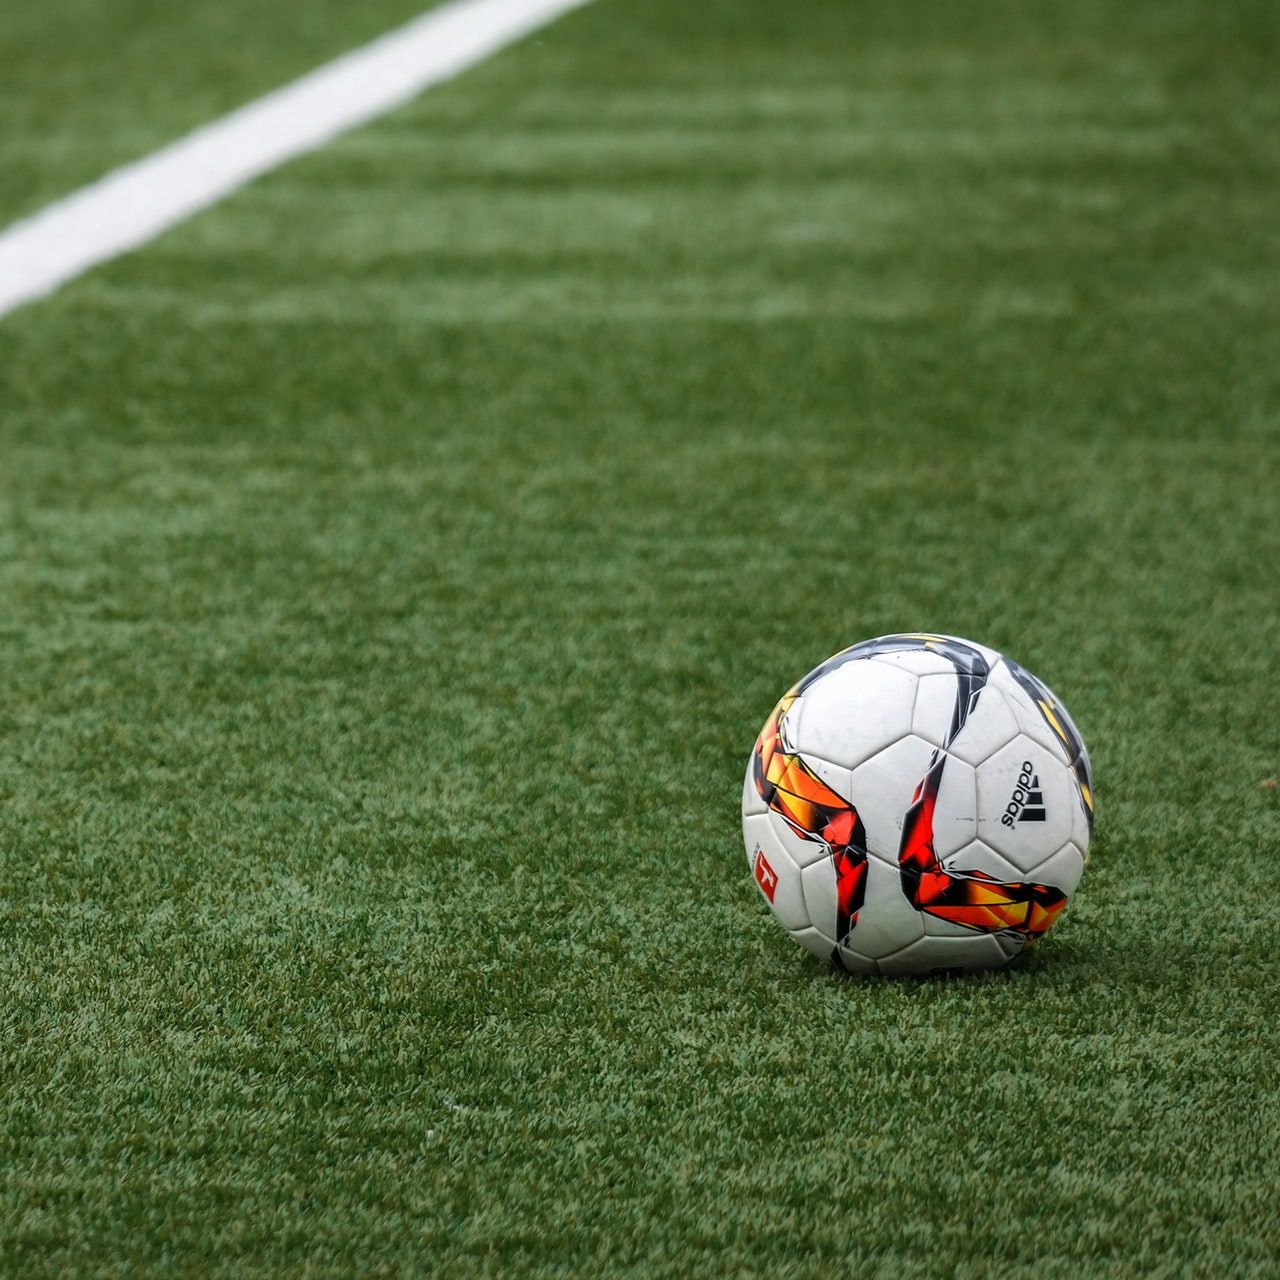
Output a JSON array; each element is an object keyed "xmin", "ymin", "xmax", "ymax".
[
  {"xmin": 0, "ymin": 0, "xmax": 437, "ymax": 227},
  {"xmin": 1, "ymin": 0, "xmax": 1279, "ymax": 1274}
]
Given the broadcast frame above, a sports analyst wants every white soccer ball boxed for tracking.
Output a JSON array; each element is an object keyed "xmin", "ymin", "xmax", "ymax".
[{"xmin": 742, "ymin": 633, "xmax": 1093, "ymax": 975}]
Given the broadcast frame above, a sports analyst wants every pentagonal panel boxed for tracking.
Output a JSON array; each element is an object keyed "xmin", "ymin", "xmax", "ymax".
[
  {"xmin": 1010, "ymin": 662, "xmax": 1091, "ymax": 777},
  {"xmin": 1073, "ymin": 741, "xmax": 1095, "ymax": 792},
  {"xmin": 877, "ymin": 932, "xmax": 1012, "ymax": 976},
  {"xmin": 922, "ymin": 842, "xmax": 1034, "ymax": 936},
  {"xmin": 1052, "ymin": 697, "xmax": 1089, "ymax": 761},
  {"xmin": 1028, "ymin": 841, "xmax": 1086, "ymax": 899},
  {"xmin": 943, "ymin": 839, "xmax": 1027, "ymax": 884},
  {"xmin": 914, "ymin": 675, "xmax": 1021, "ymax": 764},
  {"xmin": 787, "ymin": 661, "xmax": 918, "ymax": 770},
  {"xmin": 741, "ymin": 757, "xmax": 767, "ymax": 818},
  {"xmin": 742, "ymin": 813, "xmax": 809, "ymax": 930},
  {"xmin": 789, "ymin": 925, "xmax": 836, "ymax": 964},
  {"xmin": 975, "ymin": 736, "xmax": 1074, "ymax": 873},
  {"xmin": 1069, "ymin": 789, "xmax": 1093, "ymax": 859},
  {"xmin": 911, "ymin": 672, "xmax": 961, "ymax": 749},
  {"xmin": 800, "ymin": 857, "xmax": 839, "ymax": 940},
  {"xmin": 926, "ymin": 839, "xmax": 1044, "ymax": 942},
  {"xmin": 916, "ymin": 840, "xmax": 1072, "ymax": 946},
  {"xmin": 836, "ymin": 854, "xmax": 925, "ymax": 960},
  {"xmin": 849, "ymin": 736, "xmax": 976, "ymax": 865},
  {"xmin": 989, "ymin": 661, "xmax": 1075, "ymax": 765}
]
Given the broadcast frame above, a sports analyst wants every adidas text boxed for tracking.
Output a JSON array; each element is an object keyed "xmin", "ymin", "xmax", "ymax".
[{"xmin": 1002, "ymin": 760, "xmax": 1047, "ymax": 827}]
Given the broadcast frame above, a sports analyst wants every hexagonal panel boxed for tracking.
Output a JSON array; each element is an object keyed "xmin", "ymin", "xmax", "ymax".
[
  {"xmin": 782, "ymin": 751, "xmax": 858, "ymax": 815},
  {"xmin": 1028, "ymin": 841, "xmax": 1086, "ymax": 899},
  {"xmin": 849, "ymin": 736, "xmax": 976, "ymax": 865},
  {"xmin": 922, "ymin": 909, "xmax": 982, "ymax": 939},
  {"xmin": 865, "ymin": 632, "xmax": 1003, "ymax": 670},
  {"xmin": 833, "ymin": 945, "xmax": 878, "ymax": 976},
  {"xmin": 877, "ymin": 932, "xmax": 1013, "ymax": 976},
  {"xmin": 787, "ymin": 660, "xmax": 918, "ymax": 770},
  {"xmin": 910, "ymin": 672, "xmax": 959, "ymax": 749},
  {"xmin": 836, "ymin": 854, "xmax": 925, "ymax": 960},
  {"xmin": 742, "ymin": 813, "xmax": 809, "ymax": 930},
  {"xmin": 975, "ymin": 736, "xmax": 1074, "ymax": 873},
  {"xmin": 789, "ymin": 925, "xmax": 836, "ymax": 964}
]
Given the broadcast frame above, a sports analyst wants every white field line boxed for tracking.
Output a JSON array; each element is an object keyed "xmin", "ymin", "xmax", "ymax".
[{"xmin": 0, "ymin": 0, "xmax": 591, "ymax": 319}]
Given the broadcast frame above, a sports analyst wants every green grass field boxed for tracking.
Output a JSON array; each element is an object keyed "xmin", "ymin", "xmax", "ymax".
[{"xmin": 2, "ymin": 0, "xmax": 1279, "ymax": 1274}]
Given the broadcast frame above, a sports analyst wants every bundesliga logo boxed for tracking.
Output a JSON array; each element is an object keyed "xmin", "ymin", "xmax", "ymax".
[{"xmin": 753, "ymin": 847, "xmax": 778, "ymax": 903}]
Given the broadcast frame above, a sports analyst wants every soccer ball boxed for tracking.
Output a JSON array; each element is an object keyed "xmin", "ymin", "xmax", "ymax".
[{"xmin": 742, "ymin": 633, "xmax": 1093, "ymax": 975}]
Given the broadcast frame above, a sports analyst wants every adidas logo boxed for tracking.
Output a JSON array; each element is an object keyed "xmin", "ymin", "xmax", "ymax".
[{"xmin": 1001, "ymin": 760, "xmax": 1046, "ymax": 827}]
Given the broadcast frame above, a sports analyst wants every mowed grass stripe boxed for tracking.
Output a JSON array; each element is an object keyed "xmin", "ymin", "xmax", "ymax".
[
  {"xmin": 1, "ymin": 0, "xmax": 1278, "ymax": 1275},
  {"xmin": 0, "ymin": 0, "xmax": 437, "ymax": 228}
]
